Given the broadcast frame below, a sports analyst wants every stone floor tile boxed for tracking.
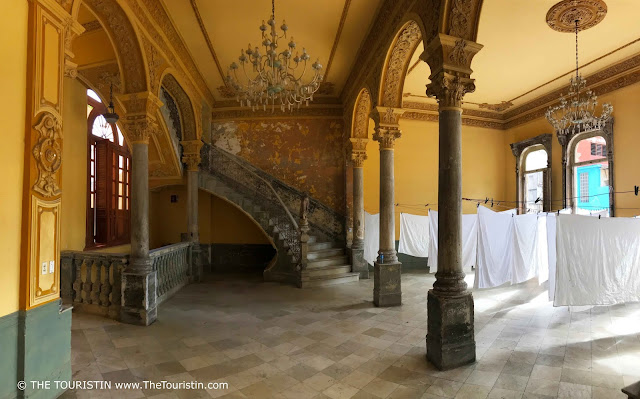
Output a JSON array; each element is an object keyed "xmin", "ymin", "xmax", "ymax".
[
  {"xmin": 425, "ymin": 378, "xmax": 463, "ymax": 398},
  {"xmin": 487, "ymin": 388, "xmax": 523, "ymax": 399},
  {"xmin": 466, "ymin": 370, "xmax": 500, "ymax": 388},
  {"xmin": 454, "ymin": 384, "xmax": 492, "ymax": 399},
  {"xmin": 524, "ymin": 378, "xmax": 560, "ymax": 397},
  {"xmin": 530, "ymin": 366, "xmax": 562, "ymax": 382},
  {"xmin": 494, "ymin": 374, "xmax": 529, "ymax": 392},
  {"xmin": 556, "ymin": 382, "xmax": 591, "ymax": 399}
]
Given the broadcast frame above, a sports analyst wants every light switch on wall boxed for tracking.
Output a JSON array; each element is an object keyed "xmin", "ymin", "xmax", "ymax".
[
  {"xmin": 41, "ymin": 262, "xmax": 48, "ymax": 275},
  {"xmin": 49, "ymin": 260, "xmax": 55, "ymax": 274}
]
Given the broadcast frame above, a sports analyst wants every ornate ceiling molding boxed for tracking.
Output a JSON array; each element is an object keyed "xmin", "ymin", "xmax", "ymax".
[
  {"xmin": 162, "ymin": 74, "xmax": 198, "ymax": 141},
  {"xmin": 211, "ymin": 105, "xmax": 344, "ymax": 122},
  {"xmin": 189, "ymin": 0, "xmax": 226, "ymax": 81},
  {"xmin": 351, "ymin": 89, "xmax": 371, "ymax": 139},
  {"xmin": 546, "ymin": 0, "xmax": 607, "ymax": 33},
  {"xmin": 323, "ymin": 0, "xmax": 352, "ymax": 84}
]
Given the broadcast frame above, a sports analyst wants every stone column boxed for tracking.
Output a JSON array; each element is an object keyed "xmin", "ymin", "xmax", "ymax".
[
  {"xmin": 372, "ymin": 107, "xmax": 404, "ymax": 307},
  {"xmin": 422, "ymin": 34, "xmax": 483, "ymax": 370},
  {"xmin": 182, "ymin": 140, "xmax": 204, "ymax": 281},
  {"xmin": 350, "ymin": 138, "xmax": 368, "ymax": 279},
  {"xmin": 119, "ymin": 93, "xmax": 163, "ymax": 326}
]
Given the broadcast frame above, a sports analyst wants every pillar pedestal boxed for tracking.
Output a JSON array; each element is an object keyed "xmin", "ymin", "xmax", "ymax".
[
  {"xmin": 373, "ymin": 260, "xmax": 402, "ymax": 306},
  {"xmin": 426, "ymin": 290, "xmax": 475, "ymax": 369}
]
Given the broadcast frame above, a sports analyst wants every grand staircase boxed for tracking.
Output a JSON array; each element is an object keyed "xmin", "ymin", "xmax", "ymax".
[{"xmin": 199, "ymin": 144, "xmax": 358, "ymax": 287}]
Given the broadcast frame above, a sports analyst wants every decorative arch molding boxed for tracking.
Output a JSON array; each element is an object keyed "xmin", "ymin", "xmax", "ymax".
[
  {"xmin": 82, "ymin": 0, "xmax": 148, "ymax": 94},
  {"xmin": 378, "ymin": 20, "xmax": 422, "ymax": 108},
  {"xmin": 510, "ymin": 134, "xmax": 553, "ymax": 213},
  {"xmin": 160, "ymin": 73, "xmax": 199, "ymax": 142},
  {"xmin": 440, "ymin": 0, "xmax": 484, "ymax": 41},
  {"xmin": 351, "ymin": 89, "xmax": 372, "ymax": 139}
]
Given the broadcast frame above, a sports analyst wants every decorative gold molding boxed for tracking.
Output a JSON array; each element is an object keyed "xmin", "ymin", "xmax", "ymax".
[
  {"xmin": 351, "ymin": 89, "xmax": 371, "ymax": 139},
  {"xmin": 323, "ymin": 0, "xmax": 352, "ymax": 82},
  {"xmin": 212, "ymin": 105, "xmax": 344, "ymax": 121},
  {"xmin": 189, "ymin": 0, "xmax": 226, "ymax": 82},
  {"xmin": 32, "ymin": 113, "xmax": 63, "ymax": 197},
  {"xmin": 380, "ymin": 21, "xmax": 422, "ymax": 108},
  {"xmin": 546, "ymin": 0, "xmax": 607, "ymax": 33}
]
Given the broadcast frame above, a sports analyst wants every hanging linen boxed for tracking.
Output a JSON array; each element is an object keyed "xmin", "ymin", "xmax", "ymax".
[
  {"xmin": 475, "ymin": 206, "xmax": 514, "ymax": 289},
  {"xmin": 364, "ymin": 212, "xmax": 380, "ymax": 266},
  {"xmin": 398, "ymin": 213, "xmax": 429, "ymax": 258},
  {"xmin": 554, "ymin": 214, "xmax": 640, "ymax": 306},
  {"xmin": 547, "ymin": 209, "xmax": 571, "ymax": 301},
  {"xmin": 427, "ymin": 210, "xmax": 438, "ymax": 270},
  {"xmin": 511, "ymin": 214, "xmax": 539, "ymax": 284},
  {"xmin": 426, "ymin": 210, "xmax": 477, "ymax": 273},
  {"xmin": 536, "ymin": 214, "xmax": 550, "ymax": 286}
]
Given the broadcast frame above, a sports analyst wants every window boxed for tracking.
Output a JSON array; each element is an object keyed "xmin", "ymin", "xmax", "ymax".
[
  {"xmin": 570, "ymin": 135, "xmax": 611, "ymax": 216},
  {"xmin": 590, "ymin": 143, "xmax": 606, "ymax": 156},
  {"xmin": 86, "ymin": 89, "xmax": 131, "ymax": 248},
  {"xmin": 511, "ymin": 135, "xmax": 552, "ymax": 214},
  {"xmin": 579, "ymin": 173, "xmax": 589, "ymax": 202}
]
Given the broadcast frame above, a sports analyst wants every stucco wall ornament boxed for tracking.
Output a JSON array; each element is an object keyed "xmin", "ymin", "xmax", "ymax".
[
  {"xmin": 449, "ymin": 39, "xmax": 469, "ymax": 66},
  {"xmin": 162, "ymin": 75, "xmax": 198, "ymax": 141},
  {"xmin": 546, "ymin": 0, "xmax": 607, "ymax": 33},
  {"xmin": 32, "ymin": 113, "xmax": 63, "ymax": 197}
]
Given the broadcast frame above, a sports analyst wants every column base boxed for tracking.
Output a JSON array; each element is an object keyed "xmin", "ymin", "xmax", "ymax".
[
  {"xmin": 120, "ymin": 270, "xmax": 157, "ymax": 326},
  {"xmin": 426, "ymin": 289, "xmax": 476, "ymax": 370},
  {"xmin": 373, "ymin": 261, "xmax": 401, "ymax": 307},
  {"xmin": 351, "ymin": 246, "xmax": 369, "ymax": 279}
]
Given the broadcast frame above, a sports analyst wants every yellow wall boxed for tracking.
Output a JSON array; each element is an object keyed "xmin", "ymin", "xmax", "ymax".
[
  {"xmin": 504, "ymin": 81, "xmax": 640, "ymax": 217},
  {"xmin": 61, "ymin": 78, "xmax": 88, "ymax": 251},
  {"xmin": 0, "ymin": 0, "xmax": 28, "ymax": 317},
  {"xmin": 150, "ymin": 186, "xmax": 270, "ymax": 248},
  {"xmin": 364, "ymin": 118, "xmax": 507, "ymax": 239}
]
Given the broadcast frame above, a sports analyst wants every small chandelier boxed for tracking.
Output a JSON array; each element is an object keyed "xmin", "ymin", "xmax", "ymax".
[
  {"xmin": 103, "ymin": 83, "xmax": 119, "ymax": 124},
  {"xmin": 225, "ymin": 0, "xmax": 323, "ymax": 112},
  {"xmin": 546, "ymin": 17, "xmax": 612, "ymax": 135}
]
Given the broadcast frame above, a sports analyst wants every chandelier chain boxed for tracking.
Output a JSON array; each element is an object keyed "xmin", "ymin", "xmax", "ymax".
[{"xmin": 575, "ymin": 19, "xmax": 579, "ymax": 79}]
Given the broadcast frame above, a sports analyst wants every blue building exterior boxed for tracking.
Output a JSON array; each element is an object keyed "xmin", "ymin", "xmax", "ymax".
[{"xmin": 576, "ymin": 164, "xmax": 609, "ymax": 212}]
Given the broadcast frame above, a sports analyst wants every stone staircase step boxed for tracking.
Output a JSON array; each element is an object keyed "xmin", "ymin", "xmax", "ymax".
[
  {"xmin": 307, "ymin": 255, "xmax": 349, "ymax": 268},
  {"xmin": 300, "ymin": 273, "xmax": 360, "ymax": 288},
  {"xmin": 307, "ymin": 248, "xmax": 344, "ymax": 260},
  {"xmin": 301, "ymin": 265, "xmax": 352, "ymax": 279},
  {"xmin": 308, "ymin": 242, "xmax": 339, "ymax": 251}
]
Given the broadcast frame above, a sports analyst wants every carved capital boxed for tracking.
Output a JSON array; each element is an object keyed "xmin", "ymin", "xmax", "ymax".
[
  {"xmin": 370, "ymin": 106, "xmax": 404, "ymax": 128},
  {"xmin": 181, "ymin": 140, "xmax": 203, "ymax": 171},
  {"xmin": 64, "ymin": 58, "xmax": 78, "ymax": 79},
  {"xmin": 421, "ymin": 34, "xmax": 483, "ymax": 77},
  {"xmin": 426, "ymin": 72, "xmax": 476, "ymax": 109},
  {"xmin": 373, "ymin": 127, "xmax": 401, "ymax": 150},
  {"xmin": 182, "ymin": 153, "xmax": 201, "ymax": 172},
  {"xmin": 32, "ymin": 112, "xmax": 63, "ymax": 197},
  {"xmin": 121, "ymin": 115, "xmax": 158, "ymax": 144},
  {"xmin": 351, "ymin": 152, "xmax": 367, "ymax": 168}
]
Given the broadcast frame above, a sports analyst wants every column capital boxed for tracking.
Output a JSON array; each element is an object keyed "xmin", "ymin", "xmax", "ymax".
[
  {"xmin": 350, "ymin": 138, "xmax": 368, "ymax": 167},
  {"xmin": 420, "ymin": 34, "xmax": 483, "ymax": 109},
  {"xmin": 373, "ymin": 127, "xmax": 401, "ymax": 150},
  {"xmin": 118, "ymin": 92, "xmax": 163, "ymax": 144},
  {"xmin": 181, "ymin": 140, "xmax": 203, "ymax": 172},
  {"xmin": 371, "ymin": 106, "xmax": 404, "ymax": 128}
]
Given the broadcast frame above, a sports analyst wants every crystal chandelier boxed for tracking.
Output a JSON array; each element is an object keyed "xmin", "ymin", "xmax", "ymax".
[
  {"xmin": 225, "ymin": 0, "xmax": 323, "ymax": 112},
  {"xmin": 546, "ymin": 19, "xmax": 612, "ymax": 135}
]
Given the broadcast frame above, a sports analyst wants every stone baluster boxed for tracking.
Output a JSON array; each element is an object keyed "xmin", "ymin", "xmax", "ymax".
[
  {"xmin": 371, "ymin": 107, "xmax": 404, "ymax": 307},
  {"xmin": 422, "ymin": 34, "xmax": 483, "ymax": 370}
]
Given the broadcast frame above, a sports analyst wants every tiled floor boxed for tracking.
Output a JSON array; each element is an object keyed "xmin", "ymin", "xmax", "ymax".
[{"xmin": 64, "ymin": 271, "xmax": 640, "ymax": 399}]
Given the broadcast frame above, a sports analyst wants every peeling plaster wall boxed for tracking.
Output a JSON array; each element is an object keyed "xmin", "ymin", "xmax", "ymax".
[{"xmin": 212, "ymin": 118, "xmax": 346, "ymax": 213}]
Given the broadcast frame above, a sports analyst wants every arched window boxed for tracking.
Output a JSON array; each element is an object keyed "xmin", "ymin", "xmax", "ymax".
[
  {"xmin": 510, "ymin": 134, "xmax": 552, "ymax": 214},
  {"xmin": 86, "ymin": 89, "xmax": 131, "ymax": 248},
  {"xmin": 568, "ymin": 134, "xmax": 612, "ymax": 216}
]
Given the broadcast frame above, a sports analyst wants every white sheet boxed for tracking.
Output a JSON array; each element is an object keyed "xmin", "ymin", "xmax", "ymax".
[
  {"xmin": 426, "ymin": 211, "xmax": 478, "ymax": 272},
  {"xmin": 511, "ymin": 214, "xmax": 539, "ymax": 285},
  {"xmin": 398, "ymin": 213, "xmax": 429, "ymax": 258},
  {"xmin": 554, "ymin": 214, "xmax": 640, "ymax": 306},
  {"xmin": 475, "ymin": 206, "xmax": 514, "ymax": 289},
  {"xmin": 536, "ymin": 215, "xmax": 550, "ymax": 286},
  {"xmin": 547, "ymin": 209, "xmax": 572, "ymax": 301},
  {"xmin": 364, "ymin": 212, "xmax": 379, "ymax": 265}
]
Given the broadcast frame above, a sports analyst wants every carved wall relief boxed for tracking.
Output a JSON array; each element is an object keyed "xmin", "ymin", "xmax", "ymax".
[{"xmin": 32, "ymin": 113, "xmax": 63, "ymax": 197}]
